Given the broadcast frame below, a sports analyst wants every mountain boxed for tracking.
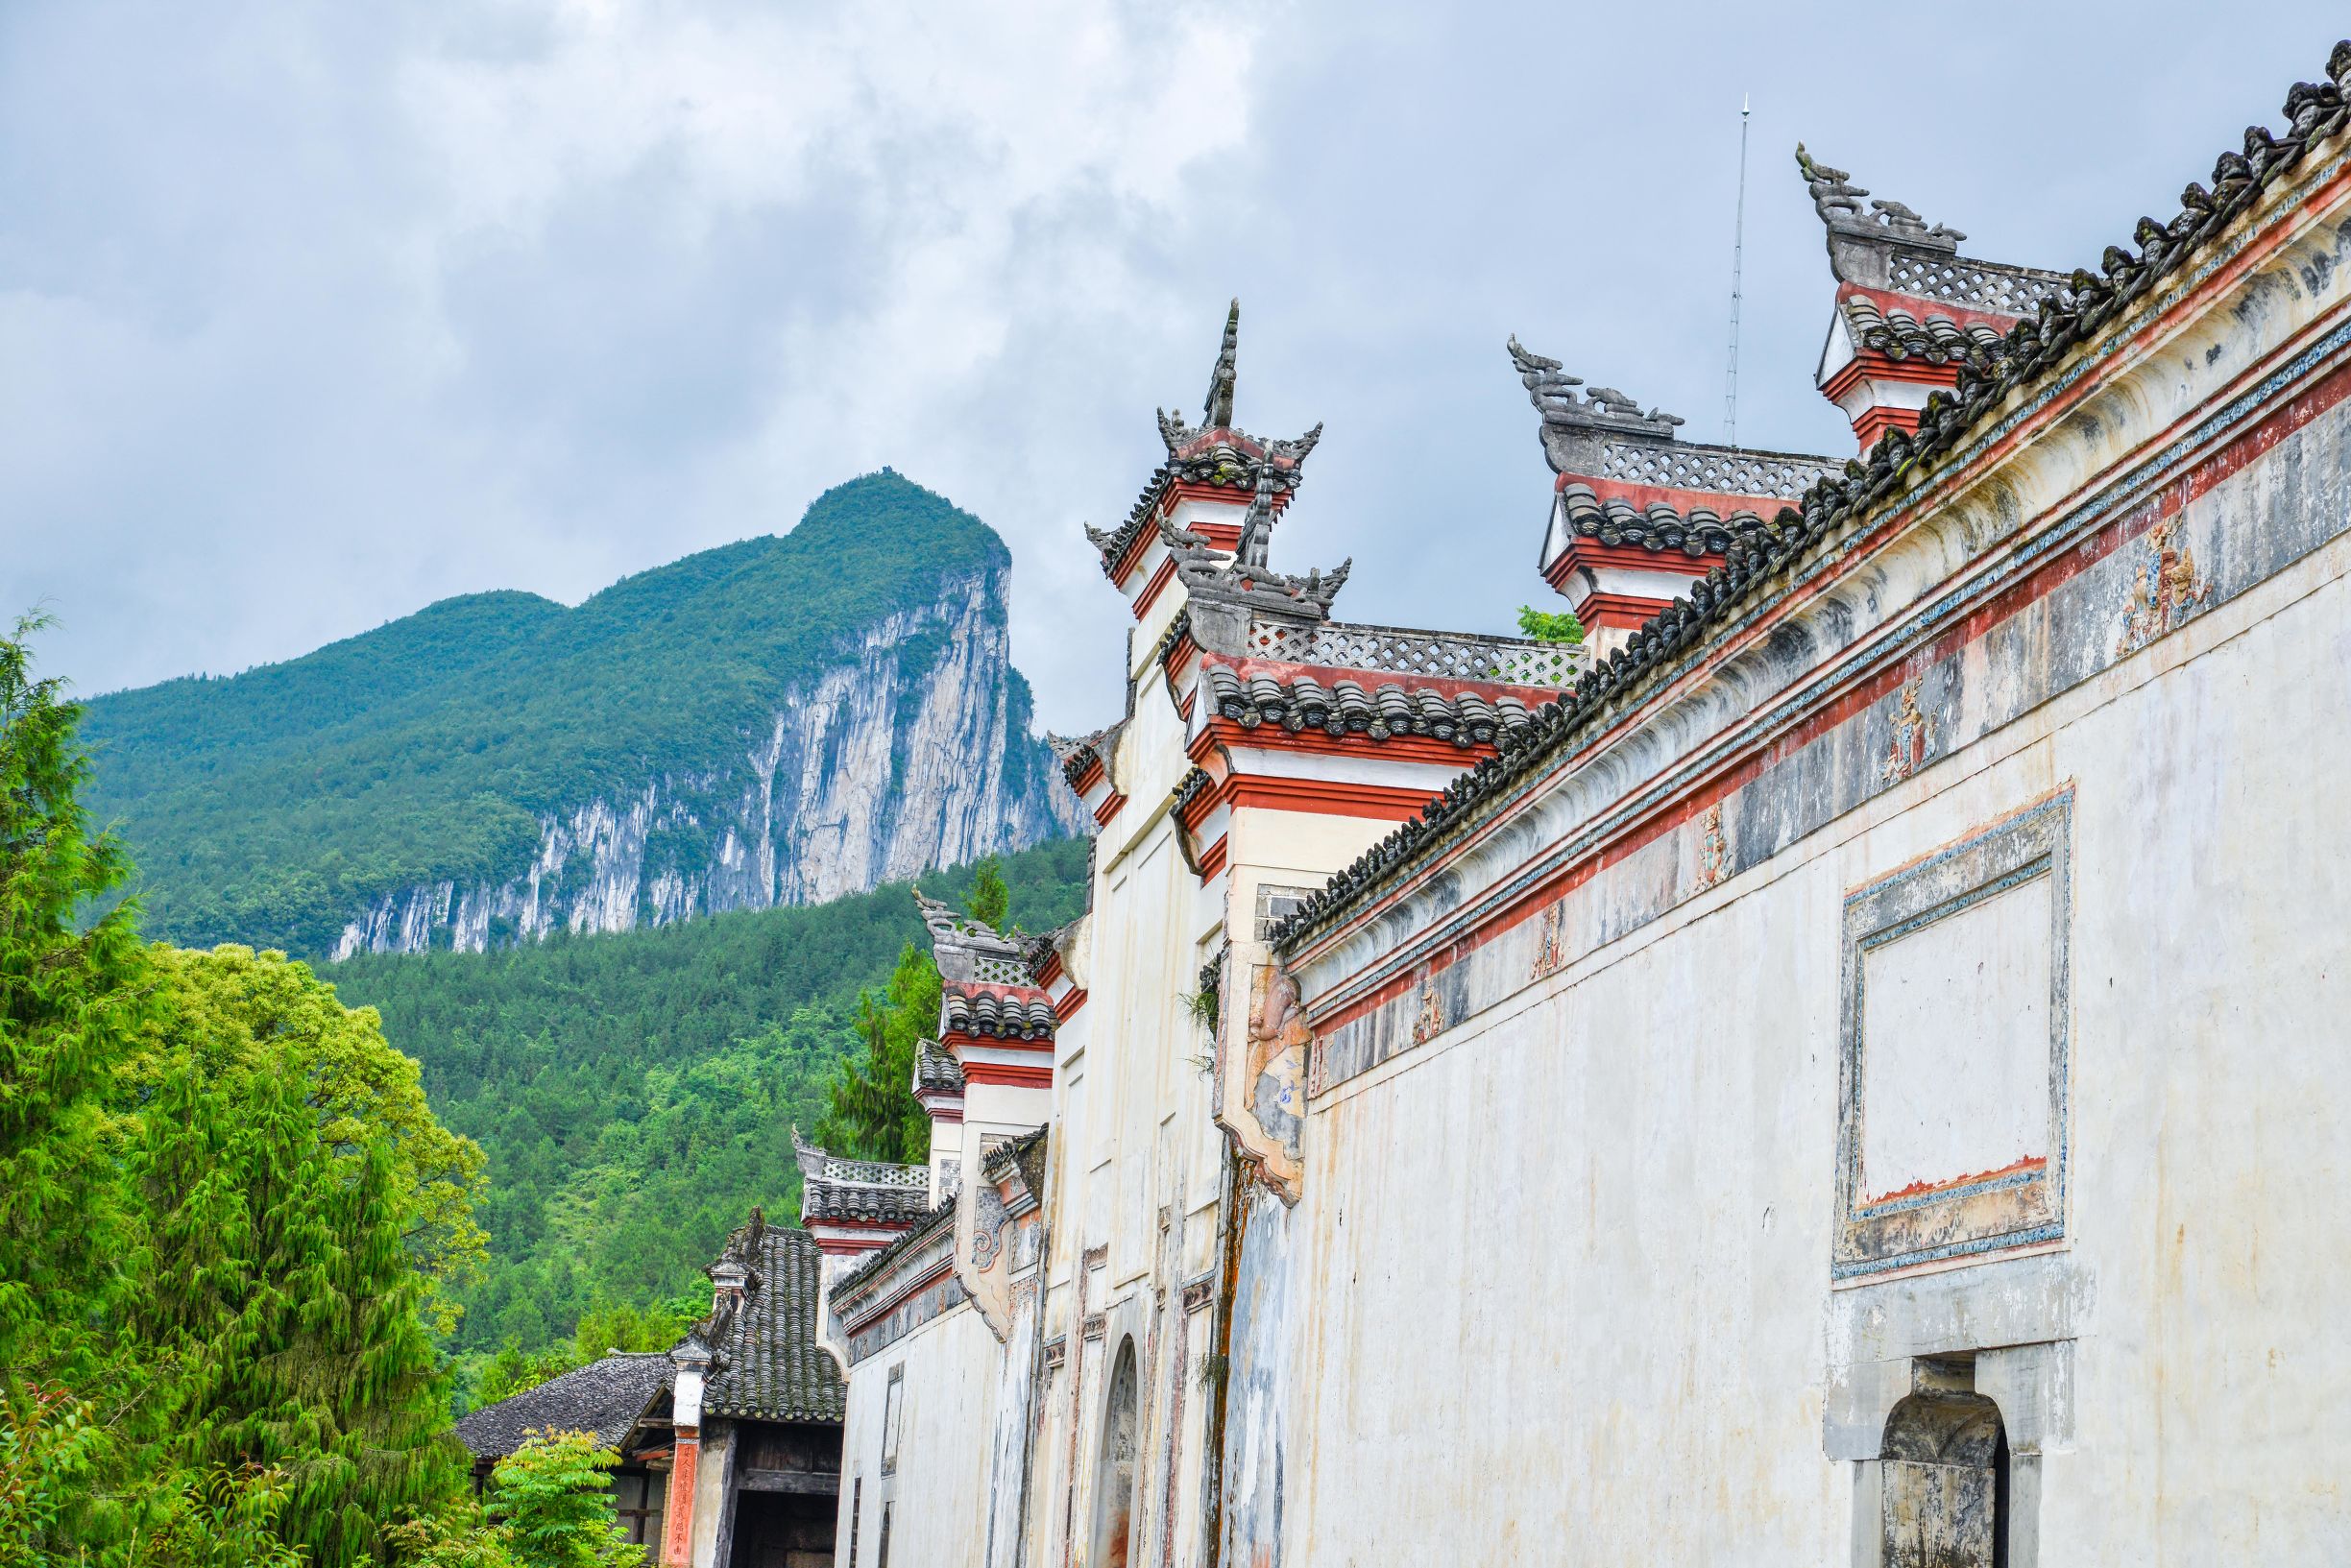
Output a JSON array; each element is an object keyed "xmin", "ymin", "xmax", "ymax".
[
  {"xmin": 324, "ymin": 839, "xmax": 1093, "ymax": 1360},
  {"xmin": 83, "ymin": 470, "xmax": 1085, "ymax": 957}
]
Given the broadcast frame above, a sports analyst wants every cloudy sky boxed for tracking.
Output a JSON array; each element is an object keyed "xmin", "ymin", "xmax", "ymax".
[{"xmin": 6, "ymin": 1, "xmax": 2344, "ymax": 731}]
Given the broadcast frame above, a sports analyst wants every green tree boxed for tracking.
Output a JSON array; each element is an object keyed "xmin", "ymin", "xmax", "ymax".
[
  {"xmin": 0, "ymin": 615, "xmax": 151, "ymax": 1380},
  {"xmin": 134, "ymin": 1465, "xmax": 310, "ymax": 1568},
  {"xmin": 966, "ymin": 856, "xmax": 1009, "ymax": 928},
  {"xmin": 130, "ymin": 943, "xmax": 489, "ymax": 1334},
  {"xmin": 484, "ymin": 1432, "xmax": 643, "ymax": 1568},
  {"xmin": 812, "ymin": 943, "xmax": 939, "ymax": 1165},
  {"xmin": 385, "ymin": 1432, "xmax": 643, "ymax": 1568},
  {"xmin": 1515, "ymin": 604, "xmax": 1586, "ymax": 645},
  {"xmin": 134, "ymin": 1059, "xmax": 464, "ymax": 1565}
]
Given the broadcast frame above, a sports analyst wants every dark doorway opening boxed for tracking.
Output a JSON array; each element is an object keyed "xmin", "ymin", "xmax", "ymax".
[
  {"xmin": 1090, "ymin": 1336, "xmax": 1140, "ymax": 1568},
  {"xmin": 1879, "ymin": 1387, "xmax": 2010, "ymax": 1568},
  {"xmin": 729, "ymin": 1489, "xmax": 836, "ymax": 1568}
]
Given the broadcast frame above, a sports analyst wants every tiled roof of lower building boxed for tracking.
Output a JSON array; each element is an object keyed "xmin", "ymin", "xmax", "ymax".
[
  {"xmin": 702, "ymin": 1223, "xmax": 845, "ymax": 1424},
  {"xmin": 452, "ymin": 1352, "xmax": 673, "ymax": 1459}
]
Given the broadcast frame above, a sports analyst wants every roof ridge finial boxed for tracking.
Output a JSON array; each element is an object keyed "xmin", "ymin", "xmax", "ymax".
[
  {"xmin": 1204, "ymin": 299, "xmax": 1239, "ymax": 428},
  {"xmin": 1794, "ymin": 142, "xmax": 1964, "ymax": 257}
]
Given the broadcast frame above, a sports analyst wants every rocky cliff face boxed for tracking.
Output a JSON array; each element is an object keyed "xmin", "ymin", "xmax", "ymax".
[{"xmin": 332, "ymin": 566, "xmax": 1082, "ymax": 958}]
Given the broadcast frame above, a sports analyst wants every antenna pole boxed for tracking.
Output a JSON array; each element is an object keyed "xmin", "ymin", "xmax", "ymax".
[{"xmin": 1725, "ymin": 93, "xmax": 1751, "ymax": 449}]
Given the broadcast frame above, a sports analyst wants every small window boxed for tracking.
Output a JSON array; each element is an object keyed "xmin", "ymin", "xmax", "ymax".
[
  {"xmin": 1254, "ymin": 883, "xmax": 1314, "ymax": 941},
  {"xmin": 877, "ymin": 1502, "xmax": 894, "ymax": 1568},
  {"xmin": 848, "ymin": 1476, "xmax": 862, "ymax": 1566},
  {"xmin": 881, "ymin": 1365, "xmax": 906, "ymax": 1475}
]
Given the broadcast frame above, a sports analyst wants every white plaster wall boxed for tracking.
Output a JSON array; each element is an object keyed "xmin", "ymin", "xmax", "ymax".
[
  {"xmin": 836, "ymin": 1305, "xmax": 1004, "ymax": 1568},
  {"xmin": 690, "ymin": 1427, "xmax": 734, "ymax": 1568},
  {"xmin": 1287, "ymin": 537, "xmax": 2351, "ymax": 1562}
]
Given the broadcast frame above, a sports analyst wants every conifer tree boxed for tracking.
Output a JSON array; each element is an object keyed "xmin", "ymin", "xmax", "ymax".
[
  {"xmin": 0, "ymin": 615, "xmax": 150, "ymax": 1378},
  {"xmin": 136, "ymin": 1060, "xmax": 464, "ymax": 1566}
]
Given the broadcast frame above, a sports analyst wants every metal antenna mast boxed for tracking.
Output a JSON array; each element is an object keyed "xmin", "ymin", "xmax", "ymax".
[{"xmin": 1725, "ymin": 93, "xmax": 1752, "ymax": 448}]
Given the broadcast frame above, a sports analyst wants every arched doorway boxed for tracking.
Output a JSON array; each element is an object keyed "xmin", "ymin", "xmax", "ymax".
[
  {"xmin": 1088, "ymin": 1337, "xmax": 1139, "ymax": 1568},
  {"xmin": 1879, "ymin": 1388, "xmax": 2008, "ymax": 1568}
]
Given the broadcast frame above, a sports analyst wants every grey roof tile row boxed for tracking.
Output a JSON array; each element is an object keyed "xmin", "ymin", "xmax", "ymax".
[
  {"xmin": 1201, "ymin": 663, "xmax": 1544, "ymax": 748},
  {"xmin": 702, "ymin": 1224, "xmax": 845, "ymax": 1424},
  {"xmin": 452, "ymin": 1353, "xmax": 674, "ymax": 1460},
  {"xmin": 1556, "ymin": 482, "xmax": 1773, "ymax": 557},
  {"xmin": 941, "ymin": 986, "xmax": 1057, "ymax": 1039}
]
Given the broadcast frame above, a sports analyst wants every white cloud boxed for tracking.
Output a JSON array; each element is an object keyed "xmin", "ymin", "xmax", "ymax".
[{"xmin": 5, "ymin": 0, "xmax": 2345, "ymax": 735}]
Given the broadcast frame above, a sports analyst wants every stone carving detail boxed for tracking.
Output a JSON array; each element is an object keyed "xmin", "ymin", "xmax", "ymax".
[
  {"xmin": 1594, "ymin": 437, "xmax": 1835, "ymax": 501},
  {"xmin": 1218, "ymin": 964, "xmax": 1309, "ymax": 1200},
  {"xmin": 1795, "ymin": 144, "xmax": 1965, "ymax": 250},
  {"xmin": 1410, "ymin": 969, "xmax": 1446, "ymax": 1045},
  {"xmin": 1530, "ymin": 901, "xmax": 1568, "ymax": 979},
  {"xmin": 1883, "ymin": 252, "xmax": 2067, "ymax": 317},
  {"xmin": 970, "ymin": 1176, "xmax": 1007, "ymax": 1271},
  {"xmin": 1203, "ymin": 298, "xmax": 1239, "ymax": 428},
  {"xmin": 1160, "ymin": 517, "xmax": 1351, "ymax": 620},
  {"xmin": 1693, "ymin": 802, "xmax": 1732, "ymax": 892},
  {"xmin": 2116, "ymin": 513, "xmax": 2213, "ymax": 657},
  {"xmin": 1881, "ymin": 678, "xmax": 1939, "ymax": 784}
]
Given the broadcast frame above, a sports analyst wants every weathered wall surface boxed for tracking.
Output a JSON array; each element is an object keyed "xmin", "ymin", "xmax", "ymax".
[
  {"xmin": 837, "ymin": 1303, "xmax": 1005, "ymax": 1568},
  {"xmin": 1218, "ymin": 1182, "xmax": 1297, "ymax": 1568},
  {"xmin": 1284, "ymin": 422, "xmax": 2351, "ymax": 1560}
]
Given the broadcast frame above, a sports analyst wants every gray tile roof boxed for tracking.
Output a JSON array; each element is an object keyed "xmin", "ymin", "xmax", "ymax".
[
  {"xmin": 1837, "ymin": 295, "xmax": 2012, "ymax": 365},
  {"xmin": 453, "ymin": 1352, "xmax": 673, "ymax": 1459},
  {"xmin": 801, "ymin": 1178, "xmax": 933, "ymax": 1223},
  {"xmin": 940, "ymin": 985, "xmax": 1057, "ymax": 1039},
  {"xmin": 1200, "ymin": 663, "xmax": 1547, "ymax": 748},
  {"xmin": 915, "ymin": 1039, "xmax": 966, "ymax": 1095},
  {"xmin": 1555, "ymin": 482, "xmax": 1771, "ymax": 557},
  {"xmin": 702, "ymin": 1224, "xmax": 845, "ymax": 1424}
]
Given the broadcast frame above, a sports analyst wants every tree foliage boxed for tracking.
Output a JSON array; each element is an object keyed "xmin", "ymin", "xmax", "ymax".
[
  {"xmin": 134, "ymin": 1055, "xmax": 463, "ymax": 1563},
  {"xmin": 327, "ymin": 839, "xmax": 1088, "ymax": 1373},
  {"xmin": 131, "ymin": 943, "xmax": 489, "ymax": 1333},
  {"xmin": 1515, "ymin": 603, "xmax": 1587, "ymax": 645},
  {"xmin": 386, "ymin": 1432, "xmax": 642, "ymax": 1568},
  {"xmin": 1, "ymin": 618, "xmax": 497, "ymax": 1567},
  {"xmin": 0, "ymin": 613, "xmax": 151, "ymax": 1382}
]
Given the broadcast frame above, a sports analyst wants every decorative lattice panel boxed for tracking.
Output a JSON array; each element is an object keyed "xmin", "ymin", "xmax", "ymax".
[
  {"xmin": 1249, "ymin": 621, "xmax": 1585, "ymax": 687},
  {"xmin": 1884, "ymin": 253, "xmax": 2067, "ymax": 317},
  {"xmin": 1594, "ymin": 442, "xmax": 1834, "ymax": 501},
  {"xmin": 820, "ymin": 1154, "xmax": 931, "ymax": 1188},
  {"xmin": 970, "ymin": 953, "xmax": 1030, "ymax": 984}
]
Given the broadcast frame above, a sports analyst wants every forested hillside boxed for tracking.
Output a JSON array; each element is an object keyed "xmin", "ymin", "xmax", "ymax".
[
  {"xmin": 83, "ymin": 470, "xmax": 1080, "ymax": 957},
  {"xmin": 327, "ymin": 836, "xmax": 1091, "ymax": 1364}
]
